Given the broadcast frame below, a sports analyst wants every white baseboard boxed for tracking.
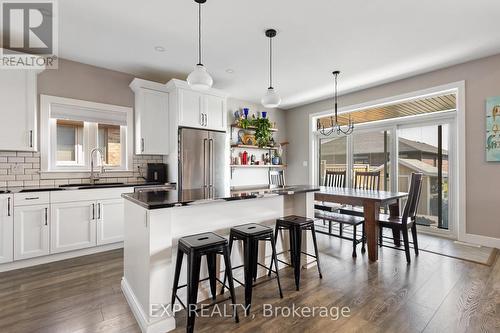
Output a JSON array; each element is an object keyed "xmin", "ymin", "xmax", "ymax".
[
  {"xmin": 460, "ymin": 233, "xmax": 500, "ymax": 250},
  {"xmin": 121, "ymin": 277, "xmax": 176, "ymax": 333},
  {"xmin": 0, "ymin": 242, "xmax": 123, "ymax": 273}
]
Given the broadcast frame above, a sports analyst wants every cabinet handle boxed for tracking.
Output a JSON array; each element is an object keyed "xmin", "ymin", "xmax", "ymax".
[
  {"xmin": 44, "ymin": 207, "xmax": 48, "ymax": 226},
  {"xmin": 7, "ymin": 197, "xmax": 11, "ymax": 216},
  {"xmin": 204, "ymin": 113, "xmax": 207, "ymax": 126},
  {"xmin": 200, "ymin": 113, "xmax": 204, "ymax": 126},
  {"xmin": 29, "ymin": 130, "xmax": 33, "ymax": 148},
  {"xmin": 98, "ymin": 203, "xmax": 101, "ymax": 220},
  {"xmin": 91, "ymin": 203, "xmax": 95, "ymax": 220},
  {"xmin": 141, "ymin": 138, "xmax": 145, "ymax": 153},
  {"xmin": 25, "ymin": 197, "xmax": 39, "ymax": 200}
]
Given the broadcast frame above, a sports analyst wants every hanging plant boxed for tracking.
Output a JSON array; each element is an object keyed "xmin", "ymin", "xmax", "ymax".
[
  {"xmin": 238, "ymin": 117, "xmax": 252, "ymax": 129},
  {"xmin": 253, "ymin": 117, "xmax": 273, "ymax": 147}
]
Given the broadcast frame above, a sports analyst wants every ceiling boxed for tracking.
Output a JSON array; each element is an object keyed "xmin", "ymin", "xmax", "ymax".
[
  {"xmin": 317, "ymin": 94, "xmax": 456, "ymax": 126},
  {"xmin": 58, "ymin": 0, "xmax": 500, "ymax": 109}
]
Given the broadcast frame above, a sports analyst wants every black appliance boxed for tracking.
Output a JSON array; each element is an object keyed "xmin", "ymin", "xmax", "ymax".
[{"xmin": 147, "ymin": 163, "xmax": 168, "ymax": 183}]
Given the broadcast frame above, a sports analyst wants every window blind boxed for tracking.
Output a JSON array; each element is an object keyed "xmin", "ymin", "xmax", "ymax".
[{"xmin": 50, "ymin": 103, "xmax": 127, "ymax": 126}]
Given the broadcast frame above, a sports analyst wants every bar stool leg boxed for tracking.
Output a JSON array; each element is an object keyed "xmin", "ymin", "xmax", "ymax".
[
  {"xmin": 171, "ymin": 248, "xmax": 183, "ymax": 307},
  {"xmin": 293, "ymin": 227, "xmax": 302, "ymax": 291},
  {"xmin": 379, "ymin": 226, "xmax": 383, "ymax": 248},
  {"xmin": 252, "ymin": 240, "xmax": 258, "ymax": 282},
  {"xmin": 222, "ymin": 246, "xmax": 239, "ymax": 323},
  {"xmin": 206, "ymin": 253, "xmax": 217, "ymax": 300},
  {"xmin": 220, "ymin": 234, "xmax": 234, "ymax": 295},
  {"xmin": 270, "ymin": 235, "xmax": 283, "ymax": 298},
  {"xmin": 243, "ymin": 238, "xmax": 254, "ymax": 315},
  {"xmin": 310, "ymin": 224, "xmax": 323, "ymax": 279},
  {"xmin": 186, "ymin": 253, "xmax": 201, "ymax": 333},
  {"xmin": 268, "ymin": 224, "xmax": 280, "ymax": 276}
]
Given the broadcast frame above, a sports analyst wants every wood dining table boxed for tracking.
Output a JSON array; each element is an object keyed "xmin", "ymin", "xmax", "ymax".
[{"xmin": 314, "ymin": 187, "xmax": 408, "ymax": 262}]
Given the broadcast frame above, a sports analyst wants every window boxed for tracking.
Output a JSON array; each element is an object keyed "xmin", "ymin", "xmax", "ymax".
[
  {"xmin": 41, "ymin": 95, "xmax": 133, "ymax": 172},
  {"xmin": 56, "ymin": 120, "xmax": 84, "ymax": 165},
  {"xmin": 98, "ymin": 124, "xmax": 122, "ymax": 167}
]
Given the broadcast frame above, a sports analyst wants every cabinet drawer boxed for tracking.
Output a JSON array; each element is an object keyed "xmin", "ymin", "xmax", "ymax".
[{"xmin": 14, "ymin": 192, "xmax": 50, "ymax": 206}]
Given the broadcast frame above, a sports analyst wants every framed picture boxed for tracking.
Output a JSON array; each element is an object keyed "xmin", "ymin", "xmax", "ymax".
[{"xmin": 486, "ymin": 96, "xmax": 500, "ymax": 161}]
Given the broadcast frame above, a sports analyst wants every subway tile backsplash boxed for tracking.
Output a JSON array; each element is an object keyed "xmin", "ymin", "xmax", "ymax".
[{"xmin": 0, "ymin": 151, "xmax": 165, "ymax": 188}]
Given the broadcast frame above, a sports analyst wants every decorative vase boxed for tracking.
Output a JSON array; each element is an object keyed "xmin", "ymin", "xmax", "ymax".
[
  {"xmin": 272, "ymin": 156, "xmax": 280, "ymax": 165},
  {"xmin": 243, "ymin": 108, "xmax": 249, "ymax": 119},
  {"xmin": 262, "ymin": 111, "xmax": 267, "ymax": 119}
]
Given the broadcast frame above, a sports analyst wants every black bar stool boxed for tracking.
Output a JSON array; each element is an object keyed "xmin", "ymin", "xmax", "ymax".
[
  {"xmin": 221, "ymin": 223, "xmax": 283, "ymax": 315},
  {"xmin": 171, "ymin": 232, "xmax": 239, "ymax": 333},
  {"xmin": 270, "ymin": 215, "xmax": 323, "ymax": 291}
]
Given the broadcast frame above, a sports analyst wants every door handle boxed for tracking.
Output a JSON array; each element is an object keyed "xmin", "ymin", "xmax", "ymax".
[
  {"xmin": 203, "ymin": 138, "xmax": 208, "ymax": 188},
  {"xmin": 44, "ymin": 207, "xmax": 48, "ymax": 226},
  {"xmin": 7, "ymin": 197, "xmax": 11, "ymax": 217},
  {"xmin": 209, "ymin": 139, "xmax": 214, "ymax": 188}
]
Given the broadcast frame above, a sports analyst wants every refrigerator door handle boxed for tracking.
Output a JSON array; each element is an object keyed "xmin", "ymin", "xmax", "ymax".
[
  {"xmin": 203, "ymin": 138, "xmax": 208, "ymax": 189},
  {"xmin": 209, "ymin": 139, "xmax": 214, "ymax": 189}
]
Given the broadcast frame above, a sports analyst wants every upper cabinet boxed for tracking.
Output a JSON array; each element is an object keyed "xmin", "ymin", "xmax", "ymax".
[
  {"xmin": 166, "ymin": 79, "xmax": 228, "ymax": 132},
  {"xmin": 0, "ymin": 70, "xmax": 40, "ymax": 151},
  {"xmin": 130, "ymin": 79, "xmax": 170, "ymax": 155}
]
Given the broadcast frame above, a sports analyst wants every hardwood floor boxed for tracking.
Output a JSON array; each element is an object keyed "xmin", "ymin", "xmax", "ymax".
[{"xmin": 0, "ymin": 235, "xmax": 498, "ymax": 333}]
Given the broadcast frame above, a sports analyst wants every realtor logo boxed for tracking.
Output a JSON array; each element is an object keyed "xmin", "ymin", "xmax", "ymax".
[{"xmin": 1, "ymin": 0, "xmax": 58, "ymax": 69}]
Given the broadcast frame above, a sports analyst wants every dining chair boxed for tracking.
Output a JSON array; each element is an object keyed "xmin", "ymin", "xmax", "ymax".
[
  {"xmin": 269, "ymin": 170, "xmax": 285, "ymax": 188},
  {"xmin": 314, "ymin": 170, "xmax": 346, "ymax": 214},
  {"xmin": 340, "ymin": 170, "xmax": 382, "ymax": 217},
  {"xmin": 377, "ymin": 172, "xmax": 423, "ymax": 263}
]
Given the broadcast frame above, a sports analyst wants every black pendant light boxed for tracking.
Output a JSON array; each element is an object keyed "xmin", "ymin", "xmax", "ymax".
[{"xmin": 317, "ymin": 71, "xmax": 354, "ymax": 135}]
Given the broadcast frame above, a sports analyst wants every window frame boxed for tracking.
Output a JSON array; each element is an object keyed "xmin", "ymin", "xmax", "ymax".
[{"xmin": 40, "ymin": 95, "xmax": 133, "ymax": 173}]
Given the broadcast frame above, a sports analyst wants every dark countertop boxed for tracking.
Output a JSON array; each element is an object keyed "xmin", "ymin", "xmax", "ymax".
[
  {"xmin": 0, "ymin": 182, "xmax": 175, "ymax": 194},
  {"xmin": 122, "ymin": 185, "xmax": 320, "ymax": 210}
]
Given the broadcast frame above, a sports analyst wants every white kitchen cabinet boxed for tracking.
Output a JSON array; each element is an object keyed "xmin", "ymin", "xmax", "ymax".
[
  {"xmin": 14, "ymin": 204, "xmax": 49, "ymax": 260},
  {"xmin": 96, "ymin": 198, "xmax": 124, "ymax": 245},
  {"xmin": 178, "ymin": 89, "xmax": 203, "ymax": 128},
  {"xmin": 166, "ymin": 79, "xmax": 228, "ymax": 132},
  {"xmin": 130, "ymin": 79, "xmax": 170, "ymax": 155},
  {"xmin": 204, "ymin": 94, "xmax": 226, "ymax": 131},
  {"xmin": 50, "ymin": 201, "xmax": 96, "ymax": 253},
  {"xmin": 0, "ymin": 70, "xmax": 39, "ymax": 151},
  {"xmin": 0, "ymin": 194, "xmax": 13, "ymax": 264}
]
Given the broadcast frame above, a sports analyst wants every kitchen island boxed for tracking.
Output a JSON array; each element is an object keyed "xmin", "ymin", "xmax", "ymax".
[{"xmin": 121, "ymin": 185, "xmax": 319, "ymax": 333}]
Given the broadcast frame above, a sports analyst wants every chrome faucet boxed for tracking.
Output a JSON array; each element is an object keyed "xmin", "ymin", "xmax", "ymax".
[{"xmin": 90, "ymin": 147, "xmax": 105, "ymax": 185}]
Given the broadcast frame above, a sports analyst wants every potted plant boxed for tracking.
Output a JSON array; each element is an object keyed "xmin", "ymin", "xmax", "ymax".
[{"xmin": 253, "ymin": 117, "xmax": 273, "ymax": 147}]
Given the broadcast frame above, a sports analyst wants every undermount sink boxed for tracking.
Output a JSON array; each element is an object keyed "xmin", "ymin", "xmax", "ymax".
[
  {"xmin": 59, "ymin": 182, "xmax": 124, "ymax": 188},
  {"xmin": 19, "ymin": 188, "xmax": 64, "ymax": 192}
]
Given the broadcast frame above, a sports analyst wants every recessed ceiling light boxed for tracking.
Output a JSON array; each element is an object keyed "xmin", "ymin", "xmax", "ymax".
[
  {"xmin": 154, "ymin": 46, "xmax": 165, "ymax": 52},
  {"xmin": 225, "ymin": 68, "xmax": 235, "ymax": 74}
]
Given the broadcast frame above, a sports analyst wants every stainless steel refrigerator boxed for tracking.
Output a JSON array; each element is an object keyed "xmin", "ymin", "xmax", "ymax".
[{"xmin": 178, "ymin": 127, "xmax": 226, "ymax": 199}]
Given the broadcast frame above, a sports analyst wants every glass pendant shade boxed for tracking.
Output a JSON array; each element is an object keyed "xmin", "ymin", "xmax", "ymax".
[
  {"xmin": 261, "ymin": 87, "xmax": 281, "ymax": 108},
  {"xmin": 187, "ymin": 64, "xmax": 213, "ymax": 90}
]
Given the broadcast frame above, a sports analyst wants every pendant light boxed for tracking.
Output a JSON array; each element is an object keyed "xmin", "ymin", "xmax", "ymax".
[
  {"xmin": 261, "ymin": 29, "xmax": 281, "ymax": 108},
  {"xmin": 187, "ymin": 0, "xmax": 213, "ymax": 90},
  {"xmin": 317, "ymin": 71, "xmax": 354, "ymax": 136}
]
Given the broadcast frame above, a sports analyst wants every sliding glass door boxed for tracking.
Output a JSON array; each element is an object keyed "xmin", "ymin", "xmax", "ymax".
[
  {"xmin": 316, "ymin": 120, "xmax": 455, "ymax": 237},
  {"xmin": 398, "ymin": 123, "xmax": 450, "ymax": 230}
]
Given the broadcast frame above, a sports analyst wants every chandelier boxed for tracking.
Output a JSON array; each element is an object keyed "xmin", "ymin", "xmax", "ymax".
[{"xmin": 317, "ymin": 71, "xmax": 354, "ymax": 135}]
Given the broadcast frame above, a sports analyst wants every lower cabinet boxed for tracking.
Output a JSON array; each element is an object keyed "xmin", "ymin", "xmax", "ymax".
[
  {"xmin": 50, "ymin": 201, "xmax": 96, "ymax": 254},
  {"xmin": 0, "ymin": 194, "xmax": 13, "ymax": 264},
  {"xmin": 14, "ymin": 204, "xmax": 49, "ymax": 260},
  {"xmin": 96, "ymin": 199, "xmax": 124, "ymax": 245}
]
